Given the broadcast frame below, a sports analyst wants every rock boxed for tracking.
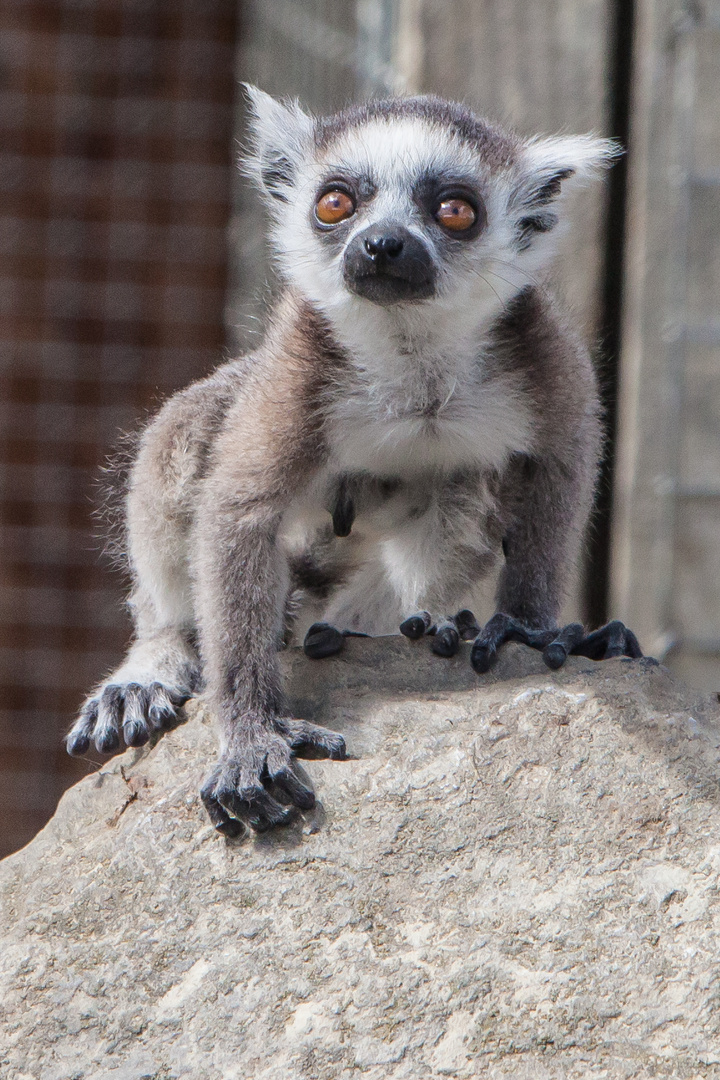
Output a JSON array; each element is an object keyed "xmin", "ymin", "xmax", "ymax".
[{"xmin": 1, "ymin": 637, "xmax": 720, "ymax": 1079}]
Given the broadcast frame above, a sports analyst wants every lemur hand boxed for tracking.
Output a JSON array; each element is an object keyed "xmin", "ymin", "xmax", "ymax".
[{"xmin": 200, "ymin": 716, "xmax": 346, "ymax": 836}]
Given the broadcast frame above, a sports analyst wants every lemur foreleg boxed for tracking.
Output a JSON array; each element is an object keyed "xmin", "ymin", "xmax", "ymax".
[{"xmin": 195, "ymin": 398, "xmax": 347, "ymax": 837}]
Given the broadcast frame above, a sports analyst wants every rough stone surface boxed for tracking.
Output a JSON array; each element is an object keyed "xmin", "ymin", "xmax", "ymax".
[{"xmin": 2, "ymin": 638, "xmax": 720, "ymax": 1080}]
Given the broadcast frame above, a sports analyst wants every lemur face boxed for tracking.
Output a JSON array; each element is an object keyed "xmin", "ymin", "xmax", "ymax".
[
  {"xmin": 243, "ymin": 88, "xmax": 620, "ymax": 318},
  {"xmin": 309, "ymin": 118, "xmax": 492, "ymax": 306}
]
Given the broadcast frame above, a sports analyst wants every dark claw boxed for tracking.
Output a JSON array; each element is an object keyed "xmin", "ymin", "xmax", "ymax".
[
  {"xmin": 93, "ymin": 685, "xmax": 124, "ymax": 753},
  {"xmin": 270, "ymin": 767, "xmax": 316, "ymax": 810},
  {"xmin": 571, "ymin": 619, "xmax": 644, "ymax": 661},
  {"xmin": 148, "ymin": 681, "xmax": 190, "ymax": 727},
  {"xmin": 95, "ymin": 728, "xmax": 121, "ymax": 754},
  {"xmin": 147, "ymin": 704, "xmax": 176, "ymax": 731},
  {"xmin": 470, "ymin": 612, "xmax": 555, "ymax": 674},
  {"xmin": 200, "ymin": 782, "xmax": 245, "ymax": 837},
  {"xmin": 625, "ymin": 628, "xmax": 644, "ymax": 659},
  {"xmin": 471, "ymin": 613, "xmax": 519, "ymax": 673},
  {"xmin": 215, "ymin": 816, "xmax": 245, "ymax": 838},
  {"xmin": 542, "ymin": 622, "xmax": 585, "ymax": 670},
  {"xmin": 66, "ymin": 732, "xmax": 91, "ymax": 757},
  {"xmin": 122, "ymin": 684, "xmax": 151, "ymax": 746},
  {"xmin": 66, "ymin": 700, "xmax": 97, "ymax": 757},
  {"xmin": 123, "ymin": 721, "xmax": 150, "ymax": 747},
  {"xmin": 432, "ymin": 619, "xmax": 460, "ymax": 657},
  {"xmin": 400, "ymin": 611, "xmax": 434, "ymax": 639},
  {"xmin": 470, "ymin": 639, "xmax": 495, "ymax": 674},
  {"xmin": 219, "ymin": 786, "xmax": 296, "ymax": 833},
  {"xmin": 455, "ymin": 609, "xmax": 481, "ymax": 640},
  {"xmin": 304, "ymin": 622, "xmax": 345, "ymax": 659}
]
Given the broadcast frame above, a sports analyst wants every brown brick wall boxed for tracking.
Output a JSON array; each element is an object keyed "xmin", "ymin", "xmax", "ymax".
[{"xmin": 0, "ymin": 0, "xmax": 237, "ymax": 857}]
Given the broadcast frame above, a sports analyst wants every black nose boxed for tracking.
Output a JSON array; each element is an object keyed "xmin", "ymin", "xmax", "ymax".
[{"xmin": 364, "ymin": 234, "xmax": 404, "ymax": 260}]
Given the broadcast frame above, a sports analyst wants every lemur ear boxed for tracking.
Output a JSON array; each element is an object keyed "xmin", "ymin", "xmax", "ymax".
[
  {"xmin": 512, "ymin": 134, "xmax": 622, "ymax": 251},
  {"xmin": 242, "ymin": 84, "xmax": 315, "ymax": 203}
]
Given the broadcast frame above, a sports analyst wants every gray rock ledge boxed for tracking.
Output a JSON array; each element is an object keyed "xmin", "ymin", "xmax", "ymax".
[{"xmin": 2, "ymin": 638, "xmax": 720, "ymax": 1080}]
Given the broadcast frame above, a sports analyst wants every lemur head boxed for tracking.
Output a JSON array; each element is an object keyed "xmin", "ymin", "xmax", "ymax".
[{"xmin": 243, "ymin": 87, "xmax": 620, "ymax": 322}]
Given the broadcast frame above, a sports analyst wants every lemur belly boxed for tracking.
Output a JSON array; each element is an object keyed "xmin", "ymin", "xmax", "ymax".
[{"xmin": 280, "ymin": 462, "xmax": 503, "ymax": 638}]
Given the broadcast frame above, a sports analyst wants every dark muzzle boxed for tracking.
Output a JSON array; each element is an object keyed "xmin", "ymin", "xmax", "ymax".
[{"xmin": 343, "ymin": 223, "xmax": 436, "ymax": 304}]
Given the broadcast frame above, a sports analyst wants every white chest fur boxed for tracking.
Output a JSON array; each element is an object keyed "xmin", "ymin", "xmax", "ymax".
[
  {"xmin": 321, "ymin": 288, "xmax": 534, "ymax": 478},
  {"xmin": 327, "ymin": 366, "xmax": 533, "ymax": 478}
]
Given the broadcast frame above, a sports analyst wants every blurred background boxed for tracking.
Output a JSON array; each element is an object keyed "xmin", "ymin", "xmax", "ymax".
[{"xmin": 1, "ymin": 0, "xmax": 718, "ymax": 858}]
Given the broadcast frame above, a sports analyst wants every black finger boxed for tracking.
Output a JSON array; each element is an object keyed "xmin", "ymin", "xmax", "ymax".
[
  {"xmin": 543, "ymin": 623, "xmax": 585, "ymax": 670},
  {"xmin": 270, "ymin": 767, "xmax": 316, "ymax": 810},
  {"xmin": 219, "ymin": 785, "xmax": 296, "ymax": 832},
  {"xmin": 281, "ymin": 719, "xmax": 347, "ymax": 760},
  {"xmin": 470, "ymin": 612, "xmax": 551, "ymax": 672},
  {"xmin": 200, "ymin": 782, "xmax": 245, "ymax": 837},
  {"xmin": 432, "ymin": 619, "xmax": 460, "ymax": 657},
  {"xmin": 574, "ymin": 619, "xmax": 626, "ymax": 660},
  {"xmin": 66, "ymin": 700, "xmax": 98, "ymax": 757},
  {"xmin": 400, "ymin": 611, "xmax": 433, "ymax": 639},
  {"xmin": 470, "ymin": 612, "xmax": 514, "ymax": 673},
  {"xmin": 304, "ymin": 622, "xmax": 345, "ymax": 659},
  {"xmin": 147, "ymin": 682, "xmax": 182, "ymax": 731},
  {"xmin": 94, "ymin": 685, "xmax": 123, "ymax": 753},
  {"xmin": 122, "ymin": 683, "xmax": 151, "ymax": 747},
  {"xmin": 624, "ymin": 627, "xmax": 644, "ymax": 659},
  {"xmin": 123, "ymin": 723, "xmax": 150, "ymax": 748},
  {"xmin": 455, "ymin": 609, "xmax": 481, "ymax": 640},
  {"xmin": 164, "ymin": 684, "xmax": 192, "ymax": 709},
  {"xmin": 602, "ymin": 620, "xmax": 627, "ymax": 658},
  {"xmin": 471, "ymin": 640, "xmax": 495, "ymax": 673}
]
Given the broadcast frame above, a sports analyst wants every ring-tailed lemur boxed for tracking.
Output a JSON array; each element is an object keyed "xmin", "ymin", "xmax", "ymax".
[{"xmin": 67, "ymin": 87, "xmax": 642, "ymax": 836}]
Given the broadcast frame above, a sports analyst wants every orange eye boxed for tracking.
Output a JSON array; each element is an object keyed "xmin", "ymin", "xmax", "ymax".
[
  {"xmin": 315, "ymin": 190, "xmax": 356, "ymax": 225},
  {"xmin": 435, "ymin": 198, "xmax": 477, "ymax": 232}
]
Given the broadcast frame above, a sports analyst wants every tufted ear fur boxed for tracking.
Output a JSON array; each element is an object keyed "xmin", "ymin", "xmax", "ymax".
[
  {"xmin": 512, "ymin": 134, "xmax": 622, "ymax": 251},
  {"xmin": 241, "ymin": 84, "xmax": 315, "ymax": 204}
]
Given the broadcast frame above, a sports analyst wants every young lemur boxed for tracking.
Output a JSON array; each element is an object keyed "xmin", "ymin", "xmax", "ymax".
[{"xmin": 67, "ymin": 88, "xmax": 642, "ymax": 836}]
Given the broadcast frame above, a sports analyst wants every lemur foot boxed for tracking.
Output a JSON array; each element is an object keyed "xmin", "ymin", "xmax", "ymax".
[
  {"xmin": 303, "ymin": 622, "xmax": 369, "ymax": 660},
  {"xmin": 66, "ymin": 680, "xmax": 191, "ymax": 756},
  {"xmin": 201, "ymin": 718, "xmax": 347, "ymax": 836},
  {"xmin": 400, "ymin": 610, "xmax": 643, "ymax": 672},
  {"xmin": 400, "ymin": 609, "xmax": 481, "ymax": 657},
  {"xmin": 469, "ymin": 612, "xmax": 642, "ymax": 673}
]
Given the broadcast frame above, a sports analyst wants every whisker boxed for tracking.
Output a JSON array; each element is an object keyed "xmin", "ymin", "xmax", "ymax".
[
  {"xmin": 476, "ymin": 273, "xmax": 507, "ymax": 312},
  {"xmin": 490, "ymin": 258, "xmax": 543, "ymax": 289},
  {"xmin": 482, "ymin": 268, "xmax": 526, "ymax": 294}
]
